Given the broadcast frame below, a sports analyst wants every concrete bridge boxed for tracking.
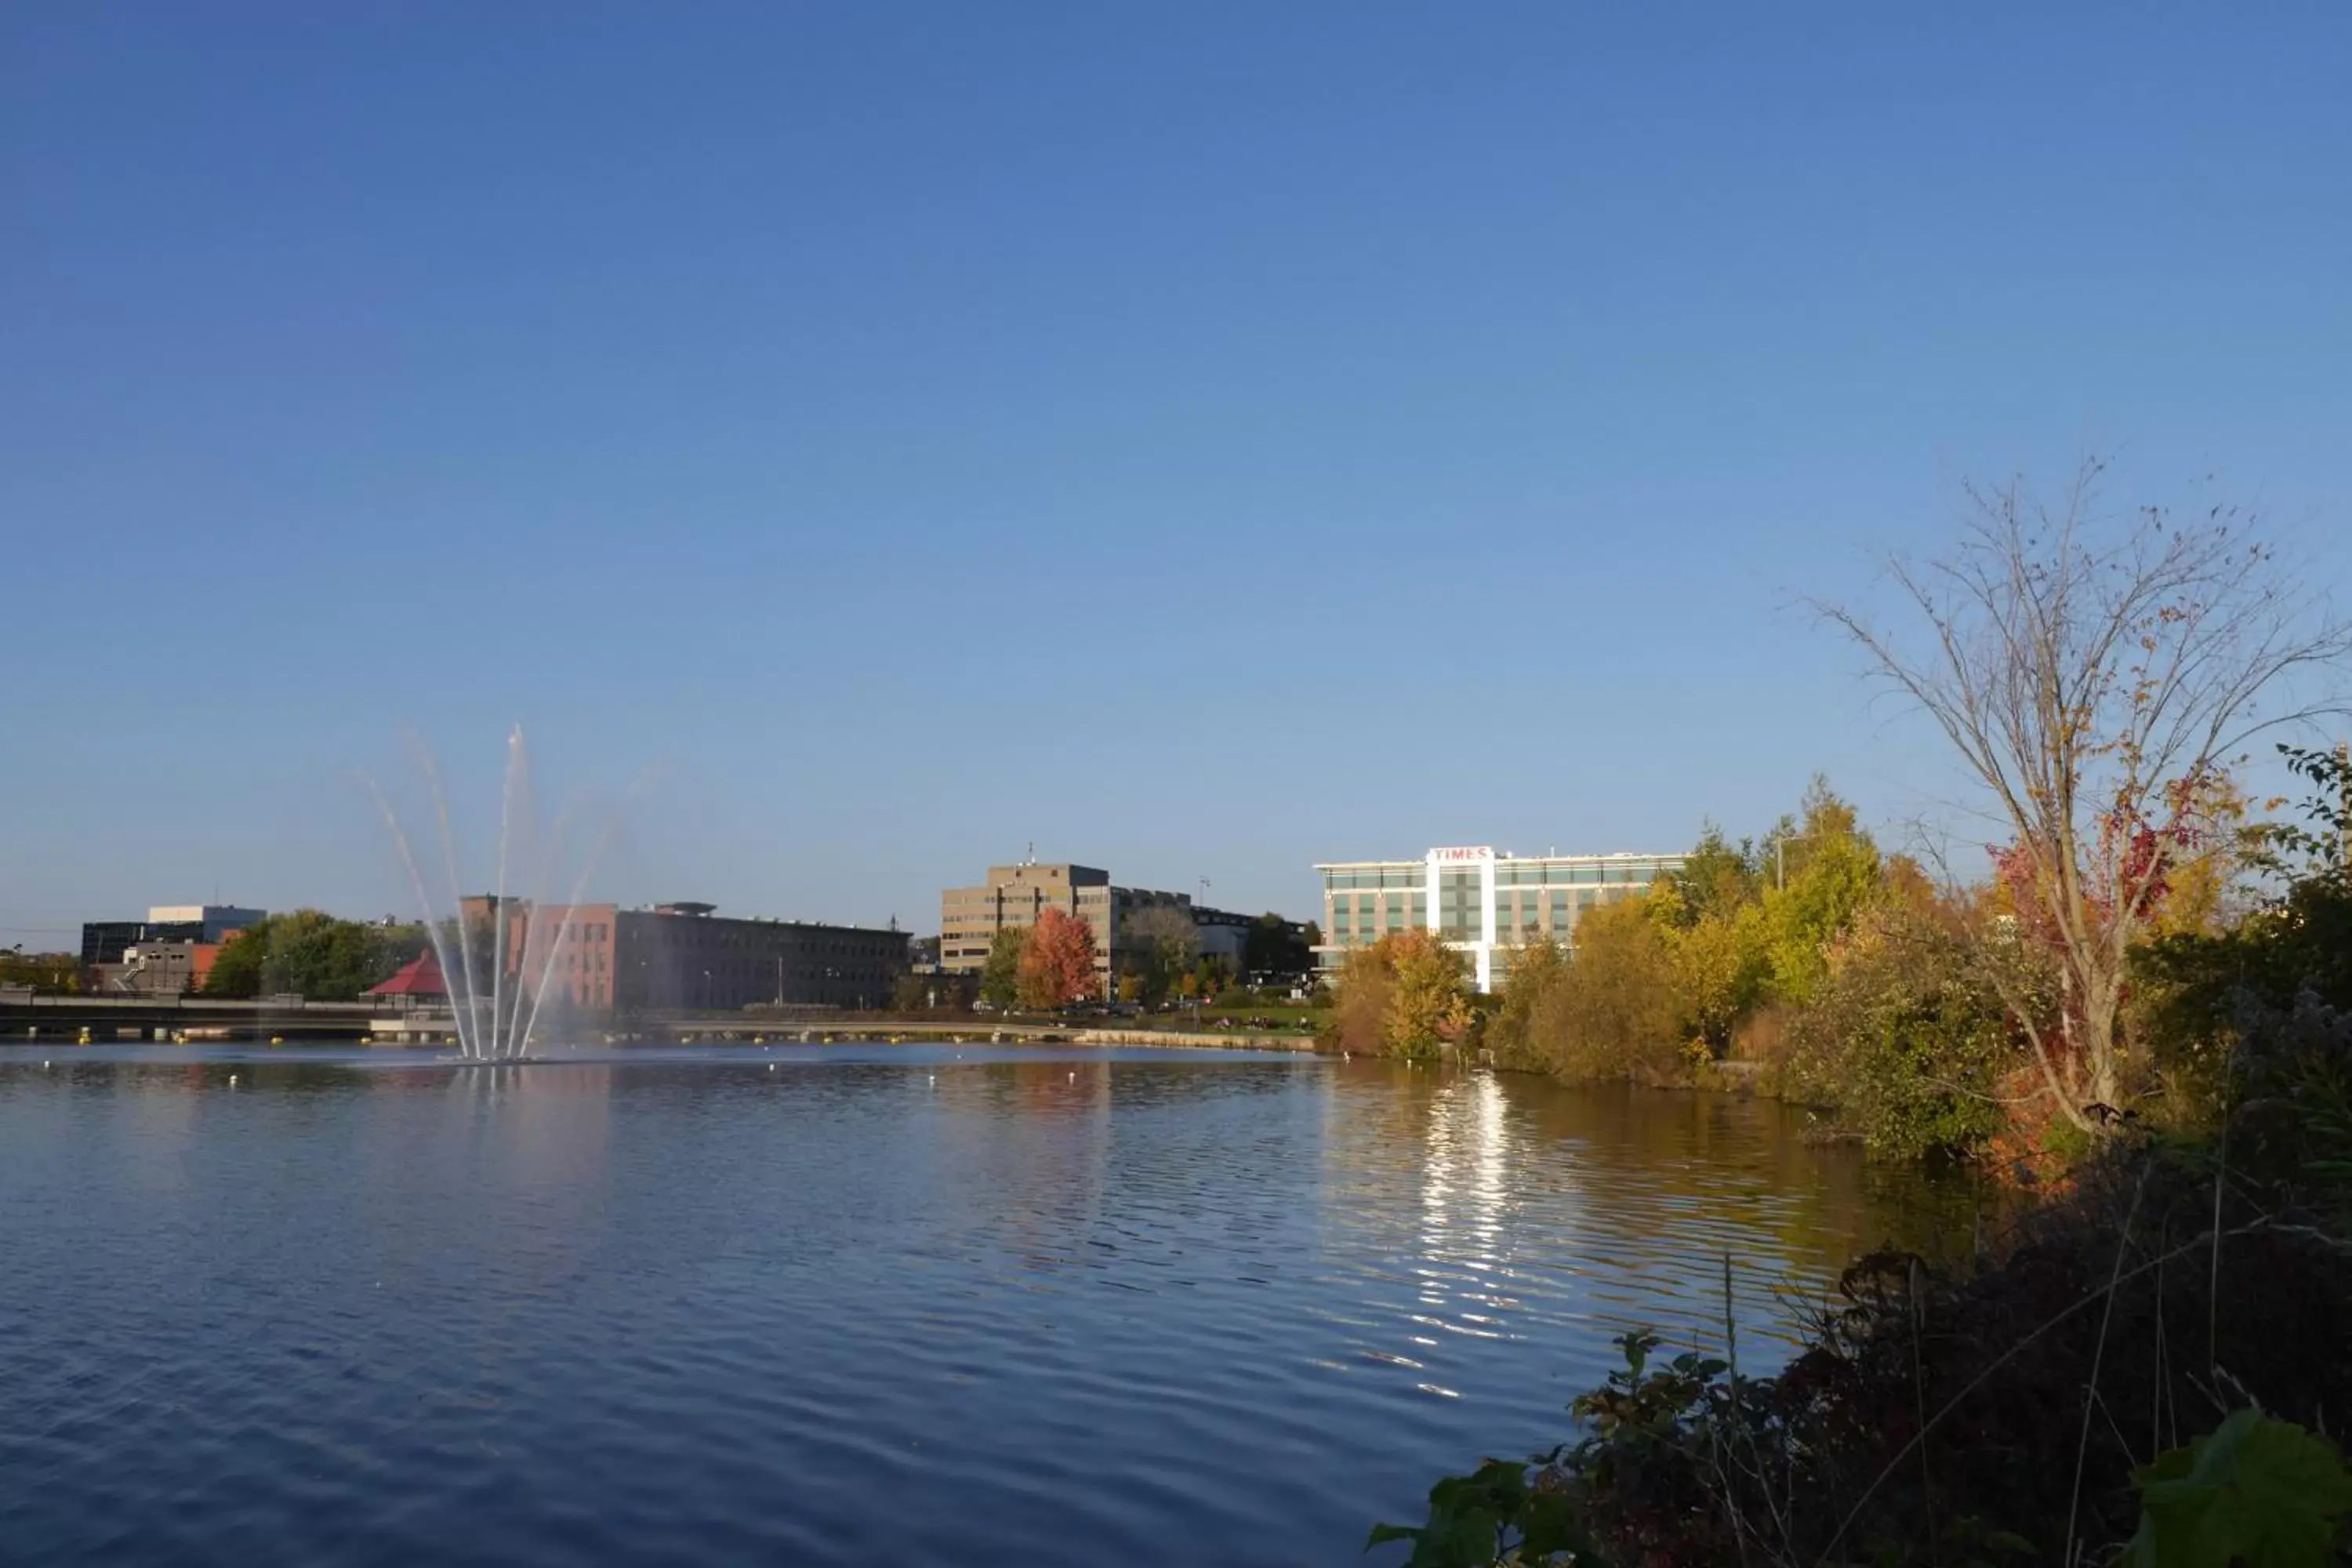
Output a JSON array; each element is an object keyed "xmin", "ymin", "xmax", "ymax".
[{"xmin": 0, "ymin": 993, "xmax": 379, "ymax": 1041}]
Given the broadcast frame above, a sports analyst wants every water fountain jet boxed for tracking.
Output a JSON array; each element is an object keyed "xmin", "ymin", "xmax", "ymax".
[{"xmin": 364, "ymin": 728, "xmax": 620, "ymax": 1062}]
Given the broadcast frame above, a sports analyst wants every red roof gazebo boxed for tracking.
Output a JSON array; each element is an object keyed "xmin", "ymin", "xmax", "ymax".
[{"xmin": 366, "ymin": 950, "xmax": 448, "ymax": 1000}]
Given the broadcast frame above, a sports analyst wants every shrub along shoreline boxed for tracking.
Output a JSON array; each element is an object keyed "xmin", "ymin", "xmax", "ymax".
[
  {"xmin": 1323, "ymin": 776, "xmax": 2042, "ymax": 1163},
  {"xmin": 1356, "ymin": 748, "xmax": 2352, "ymax": 1564}
]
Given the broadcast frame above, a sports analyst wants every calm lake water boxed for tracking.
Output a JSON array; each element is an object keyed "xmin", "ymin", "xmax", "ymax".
[{"xmin": 0, "ymin": 1044, "xmax": 1964, "ymax": 1566}]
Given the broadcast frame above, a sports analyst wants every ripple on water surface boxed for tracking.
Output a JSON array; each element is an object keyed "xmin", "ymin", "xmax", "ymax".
[{"xmin": 0, "ymin": 1047, "xmax": 1966, "ymax": 1566}]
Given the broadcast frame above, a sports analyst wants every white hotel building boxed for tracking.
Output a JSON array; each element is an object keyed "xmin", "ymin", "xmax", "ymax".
[{"xmin": 1313, "ymin": 845, "xmax": 1686, "ymax": 993}]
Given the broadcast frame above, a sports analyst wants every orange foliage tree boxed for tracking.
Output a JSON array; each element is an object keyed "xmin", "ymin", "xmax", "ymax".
[{"xmin": 1018, "ymin": 907, "xmax": 1100, "ymax": 1009}]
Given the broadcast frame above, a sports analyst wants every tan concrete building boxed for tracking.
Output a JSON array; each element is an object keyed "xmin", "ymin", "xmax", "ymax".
[
  {"xmin": 90, "ymin": 939, "xmax": 225, "ymax": 996},
  {"xmin": 938, "ymin": 861, "xmax": 1192, "ymax": 993}
]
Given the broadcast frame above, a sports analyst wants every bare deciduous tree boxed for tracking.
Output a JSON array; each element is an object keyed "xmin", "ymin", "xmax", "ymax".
[
  {"xmin": 1819, "ymin": 459, "xmax": 2351, "ymax": 1131},
  {"xmin": 1120, "ymin": 902, "xmax": 1199, "ymax": 1004}
]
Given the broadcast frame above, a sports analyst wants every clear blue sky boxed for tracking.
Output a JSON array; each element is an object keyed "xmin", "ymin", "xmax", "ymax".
[{"xmin": 4, "ymin": 2, "xmax": 2348, "ymax": 942}]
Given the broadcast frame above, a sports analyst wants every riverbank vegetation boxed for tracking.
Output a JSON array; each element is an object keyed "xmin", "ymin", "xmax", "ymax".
[
  {"xmin": 1324, "ymin": 775, "xmax": 2063, "ymax": 1162},
  {"xmin": 1371, "ymin": 468, "xmax": 2352, "ymax": 1562},
  {"xmin": 1374, "ymin": 785, "xmax": 2352, "ymax": 1559}
]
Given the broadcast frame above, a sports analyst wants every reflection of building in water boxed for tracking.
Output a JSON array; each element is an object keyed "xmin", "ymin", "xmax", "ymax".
[
  {"xmin": 1313, "ymin": 1063, "xmax": 1530, "ymax": 1388},
  {"xmin": 1312, "ymin": 847, "xmax": 1685, "ymax": 991},
  {"xmin": 1417, "ymin": 1075, "xmax": 1514, "ymax": 1331},
  {"xmin": 462, "ymin": 898, "xmax": 909, "ymax": 1014}
]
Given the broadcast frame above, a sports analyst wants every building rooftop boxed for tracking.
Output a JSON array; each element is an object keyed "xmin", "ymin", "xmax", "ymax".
[
  {"xmin": 367, "ymin": 951, "xmax": 448, "ymax": 997},
  {"xmin": 1312, "ymin": 849, "xmax": 1683, "ymax": 870}
]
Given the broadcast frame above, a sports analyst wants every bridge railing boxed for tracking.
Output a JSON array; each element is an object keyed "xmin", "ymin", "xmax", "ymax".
[{"xmin": 0, "ymin": 995, "xmax": 379, "ymax": 1014}]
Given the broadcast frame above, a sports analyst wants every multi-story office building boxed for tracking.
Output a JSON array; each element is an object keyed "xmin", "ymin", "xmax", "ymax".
[
  {"xmin": 146, "ymin": 905, "xmax": 269, "ymax": 942},
  {"xmin": 80, "ymin": 904, "xmax": 265, "ymax": 971},
  {"xmin": 81, "ymin": 905, "xmax": 266, "ymax": 988},
  {"xmin": 473, "ymin": 898, "xmax": 909, "ymax": 1014},
  {"xmin": 1313, "ymin": 846, "xmax": 1685, "ymax": 993},
  {"xmin": 938, "ymin": 861, "xmax": 1194, "ymax": 994}
]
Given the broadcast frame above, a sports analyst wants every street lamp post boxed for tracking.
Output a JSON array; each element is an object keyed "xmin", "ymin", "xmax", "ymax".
[
  {"xmin": 1773, "ymin": 832, "xmax": 1820, "ymax": 892},
  {"xmin": 1198, "ymin": 877, "xmax": 1214, "ymax": 1014}
]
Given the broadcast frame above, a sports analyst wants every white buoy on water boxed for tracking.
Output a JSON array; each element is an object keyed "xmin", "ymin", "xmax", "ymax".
[{"xmin": 228, "ymin": 1074, "xmax": 239, "ymax": 1087}]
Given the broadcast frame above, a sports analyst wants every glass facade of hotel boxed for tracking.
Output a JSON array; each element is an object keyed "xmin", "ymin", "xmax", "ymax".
[{"xmin": 1313, "ymin": 847, "xmax": 1685, "ymax": 993}]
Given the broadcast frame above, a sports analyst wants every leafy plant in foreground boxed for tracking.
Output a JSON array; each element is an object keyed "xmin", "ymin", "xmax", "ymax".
[{"xmin": 2124, "ymin": 1408, "xmax": 2352, "ymax": 1567}]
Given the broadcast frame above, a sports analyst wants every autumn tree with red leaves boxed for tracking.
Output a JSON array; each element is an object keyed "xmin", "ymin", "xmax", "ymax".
[
  {"xmin": 1820, "ymin": 461, "xmax": 2351, "ymax": 1132},
  {"xmin": 1018, "ymin": 907, "xmax": 1100, "ymax": 1009}
]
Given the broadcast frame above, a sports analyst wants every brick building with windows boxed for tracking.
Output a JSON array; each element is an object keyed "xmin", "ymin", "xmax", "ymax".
[{"xmin": 466, "ymin": 898, "xmax": 908, "ymax": 1014}]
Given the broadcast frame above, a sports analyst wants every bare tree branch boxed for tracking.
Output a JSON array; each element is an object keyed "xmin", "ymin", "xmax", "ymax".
[{"xmin": 1812, "ymin": 460, "xmax": 2352, "ymax": 1131}]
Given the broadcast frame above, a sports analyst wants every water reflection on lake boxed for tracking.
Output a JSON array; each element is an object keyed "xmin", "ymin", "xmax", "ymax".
[{"xmin": 0, "ymin": 1045, "xmax": 1969, "ymax": 1566}]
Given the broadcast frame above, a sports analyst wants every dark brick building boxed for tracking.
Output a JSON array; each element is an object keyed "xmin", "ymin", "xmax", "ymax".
[{"xmin": 477, "ymin": 899, "xmax": 907, "ymax": 1014}]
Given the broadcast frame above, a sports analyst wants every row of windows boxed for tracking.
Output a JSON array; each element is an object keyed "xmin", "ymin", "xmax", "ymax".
[
  {"xmin": 1330, "ymin": 892, "xmax": 1425, "ymax": 925},
  {"xmin": 1494, "ymin": 858, "xmax": 1682, "ymax": 887},
  {"xmin": 1321, "ymin": 858, "xmax": 1683, "ymax": 892},
  {"xmin": 1320, "ymin": 866, "xmax": 1424, "ymax": 891},
  {"xmin": 1325, "ymin": 886, "xmax": 1635, "ymax": 946}
]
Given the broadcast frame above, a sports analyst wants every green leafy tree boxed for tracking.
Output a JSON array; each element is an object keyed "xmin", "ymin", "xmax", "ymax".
[
  {"xmin": 1483, "ymin": 936, "xmax": 1567, "ymax": 1072},
  {"xmin": 978, "ymin": 925, "xmax": 1027, "ymax": 1010},
  {"xmin": 201, "ymin": 912, "xmax": 421, "ymax": 1000},
  {"xmin": 1541, "ymin": 900, "xmax": 1683, "ymax": 1083},
  {"xmin": 1661, "ymin": 893, "xmax": 1771, "ymax": 1057},
  {"xmin": 1759, "ymin": 778, "xmax": 1882, "ymax": 1005},
  {"xmin": 1381, "ymin": 929, "xmax": 1469, "ymax": 1060},
  {"xmin": 1121, "ymin": 903, "xmax": 1198, "ymax": 1005},
  {"xmin": 0, "ymin": 949, "xmax": 78, "ymax": 993},
  {"xmin": 1662, "ymin": 822, "xmax": 1759, "ymax": 924},
  {"xmin": 1242, "ymin": 913, "xmax": 1312, "ymax": 978},
  {"xmin": 2132, "ymin": 742, "xmax": 2352, "ymax": 1127},
  {"xmin": 1194, "ymin": 953, "xmax": 1235, "ymax": 1000},
  {"xmin": 1325, "ymin": 931, "xmax": 1468, "ymax": 1060},
  {"xmin": 1783, "ymin": 900, "xmax": 2016, "ymax": 1159}
]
